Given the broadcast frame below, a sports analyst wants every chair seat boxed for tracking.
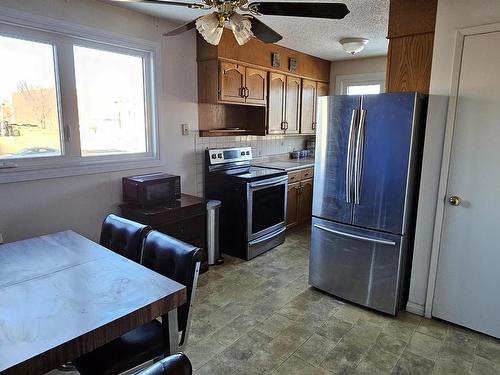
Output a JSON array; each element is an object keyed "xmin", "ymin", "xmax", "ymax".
[{"xmin": 74, "ymin": 320, "xmax": 165, "ymax": 375}]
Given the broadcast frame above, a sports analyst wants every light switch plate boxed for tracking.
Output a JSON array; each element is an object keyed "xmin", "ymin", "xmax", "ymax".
[{"xmin": 181, "ymin": 124, "xmax": 189, "ymax": 136}]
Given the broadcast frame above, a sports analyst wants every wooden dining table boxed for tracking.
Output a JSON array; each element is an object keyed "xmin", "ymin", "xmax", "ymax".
[{"xmin": 0, "ymin": 230, "xmax": 187, "ymax": 375}]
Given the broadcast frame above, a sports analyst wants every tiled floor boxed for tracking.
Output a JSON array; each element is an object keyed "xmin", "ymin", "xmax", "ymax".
[
  {"xmin": 50, "ymin": 225, "xmax": 500, "ymax": 375},
  {"xmin": 184, "ymin": 225, "xmax": 500, "ymax": 375}
]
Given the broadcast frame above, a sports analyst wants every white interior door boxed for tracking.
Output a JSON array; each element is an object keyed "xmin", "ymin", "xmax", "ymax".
[{"xmin": 433, "ymin": 31, "xmax": 500, "ymax": 338}]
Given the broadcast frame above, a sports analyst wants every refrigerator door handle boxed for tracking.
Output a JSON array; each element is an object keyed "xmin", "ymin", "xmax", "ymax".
[
  {"xmin": 346, "ymin": 109, "xmax": 359, "ymax": 203},
  {"xmin": 354, "ymin": 109, "xmax": 367, "ymax": 205},
  {"xmin": 314, "ymin": 224, "xmax": 397, "ymax": 246}
]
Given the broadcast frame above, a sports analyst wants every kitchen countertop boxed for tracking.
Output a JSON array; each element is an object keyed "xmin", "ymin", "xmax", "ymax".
[{"xmin": 253, "ymin": 155, "xmax": 315, "ymax": 172}]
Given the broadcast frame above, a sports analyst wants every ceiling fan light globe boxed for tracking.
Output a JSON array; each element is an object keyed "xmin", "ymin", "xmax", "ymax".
[
  {"xmin": 195, "ymin": 13, "xmax": 220, "ymax": 33},
  {"xmin": 204, "ymin": 26, "xmax": 224, "ymax": 45},
  {"xmin": 196, "ymin": 13, "xmax": 224, "ymax": 45},
  {"xmin": 233, "ymin": 28, "xmax": 254, "ymax": 45},
  {"xmin": 229, "ymin": 14, "xmax": 254, "ymax": 45}
]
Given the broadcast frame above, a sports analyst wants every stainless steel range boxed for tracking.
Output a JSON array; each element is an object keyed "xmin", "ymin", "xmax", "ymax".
[{"xmin": 204, "ymin": 147, "xmax": 288, "ymax": 260}]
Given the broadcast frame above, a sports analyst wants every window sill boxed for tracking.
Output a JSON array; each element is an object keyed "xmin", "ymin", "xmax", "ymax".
[{"xmin": 0, "ymin": 157, "xmax": 164, "ymax": 184}]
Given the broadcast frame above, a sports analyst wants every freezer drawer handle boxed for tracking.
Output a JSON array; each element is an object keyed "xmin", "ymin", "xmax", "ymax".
[{"xmin": 314, "ymin": 224, "xmax": 397, "ymax": 246}]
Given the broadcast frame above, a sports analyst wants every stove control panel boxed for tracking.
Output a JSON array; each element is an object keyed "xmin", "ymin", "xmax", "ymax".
[{"xmin": 207, "ymin": 147, "xmax": 252, "ymax": 165}]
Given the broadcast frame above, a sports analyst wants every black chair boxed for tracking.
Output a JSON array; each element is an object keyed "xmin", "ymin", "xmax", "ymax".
[
  {"xmin": 74, "ymin": 231, "xmax": 201, "ymax": 375},
  {"xmin": 99, "ymin": 214, "xmax": 151, "ymax": 263},
  {"xmin": 136, "ymin": 353, "xmax": 192, "ymax": 375}
]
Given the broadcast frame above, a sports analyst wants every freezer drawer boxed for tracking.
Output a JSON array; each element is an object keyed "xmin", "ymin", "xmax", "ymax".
[{"xmin": 309, "ymin": 217, "xmax": 404, "ymax": 315}]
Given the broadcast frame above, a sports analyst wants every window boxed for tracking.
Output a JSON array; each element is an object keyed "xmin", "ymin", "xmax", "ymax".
[
  {"xmin": 346, "ymin": 83, "xmax": 382, "ymax": 95},
  {"xmin": 0, "ymin": 35, "xmax": 62, "ymax": 159},
  {"xmin": 336, "ymin": 72, "xmax": 386, "ymax": 96},
  {"xmin": 0, "ymin": 17, "xmax": 158, "ymax": 181}
]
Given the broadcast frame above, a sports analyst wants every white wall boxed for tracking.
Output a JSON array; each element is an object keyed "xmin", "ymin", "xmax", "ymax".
[
  {"xmin": 0, "ymin": 0, "xmax": 199, "ymax": 242},
  {"xmin": 329, "ymin": 56, "xmax": 387, "ymax": 93},
  {"xmin": 408, "ymin": 0, "xmax": 500, "ymax": 314}
]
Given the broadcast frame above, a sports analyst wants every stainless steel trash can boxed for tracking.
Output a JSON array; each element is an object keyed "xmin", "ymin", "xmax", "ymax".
[{"xmin": 207, "ymin": 200, "xmax": 223, "ymax": 265}]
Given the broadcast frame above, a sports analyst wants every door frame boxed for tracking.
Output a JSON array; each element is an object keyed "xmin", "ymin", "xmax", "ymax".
[{"xmin": 425, "ymin": 22, "xmax": 500, "ymax": 318}]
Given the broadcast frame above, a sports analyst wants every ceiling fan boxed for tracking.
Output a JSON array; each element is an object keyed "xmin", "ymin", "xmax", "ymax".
[{"xmin": 111, "ymin": 0, "xmax": 350, "ymax": 46}]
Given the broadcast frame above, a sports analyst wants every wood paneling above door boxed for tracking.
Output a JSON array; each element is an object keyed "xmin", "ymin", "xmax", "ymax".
[
  {"xmin": 388, "ymin": 0, "xmax": 438, "ymax": 38},
  {"xmin": 386, "ymin": 33, "xmax": 435, "ymax": 93},
  {"xmin": 386, "ymin": 0, "xmax": 438, "ymax": 94}
]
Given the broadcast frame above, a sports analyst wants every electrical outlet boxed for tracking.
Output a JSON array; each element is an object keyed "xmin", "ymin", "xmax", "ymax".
[{"xmin": 181, "ymin": 124, "xmax": 189, "ymax": 136}]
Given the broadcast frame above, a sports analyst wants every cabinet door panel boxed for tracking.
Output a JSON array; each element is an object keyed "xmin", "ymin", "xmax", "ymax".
[
  {"xmin": 301, "ymin": 79, "xmax": 317, "ymax": 134},
  {"xmin": 219, "ymin": 61, "xmax": 245, "ymax": 103},
  {"xmin": 286, "ymin": 182, "xmax": 300, "ymax": 228},
  {"xmin": 285, "ymin": 76, "xmax": 301, "ymax": 134},
  {"xmin": 268, "ymin": 73, "xmax": 286, "ymax": 134},
  {"xmin": 298, "ymin": 178, "xmax": 313, "ymax": 223},
  {"xmin": 245, "ymin": 67, "xmax": 267, "ymax": 105}
]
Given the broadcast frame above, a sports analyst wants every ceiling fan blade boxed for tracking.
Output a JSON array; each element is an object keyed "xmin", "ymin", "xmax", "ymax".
[
  {"xmin": 249, "ymin": 2, "xmax": 350, "ymax": 19},
  {"xmin": 110, "ymin": 0, "xmax": 206, "ymax": 9},
  {"xmin": 249, "ymin": 17, "xmax": 282, "ymax": 43},
  {"xmin": 163, "ymin": 19, "xmax": 197, "ymax": 36}
]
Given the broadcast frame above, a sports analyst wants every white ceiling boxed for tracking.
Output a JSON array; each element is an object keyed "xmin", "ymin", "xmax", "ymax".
[{"xmin": 104, "ymin": 0, "xmax": 389, "ymax": 61}]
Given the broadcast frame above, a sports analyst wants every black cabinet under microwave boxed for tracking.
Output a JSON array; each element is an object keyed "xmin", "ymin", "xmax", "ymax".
[{"xmin": 122, "ymin": 173, "xmax": 181, "ymax": 206}]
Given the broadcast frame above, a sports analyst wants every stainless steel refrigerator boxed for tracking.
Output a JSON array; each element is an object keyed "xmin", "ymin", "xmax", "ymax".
[{"xmin": 309, "ymin": 92, "xmax": 427, "ymax": 315}]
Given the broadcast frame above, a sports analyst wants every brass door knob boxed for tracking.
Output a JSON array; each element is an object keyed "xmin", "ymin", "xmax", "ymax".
[{"xmin": 449, "ymin": 196, "xmax": 462, "ymax": 206}]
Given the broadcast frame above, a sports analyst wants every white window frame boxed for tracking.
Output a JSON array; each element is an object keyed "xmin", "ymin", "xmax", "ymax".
[
  {"xmin": 0, "ymin": 6, "xmax": 161, "ymax": 184},
  {"xmin": 335, "ymin": 72, "xmax": 386, "ymax": 95}
]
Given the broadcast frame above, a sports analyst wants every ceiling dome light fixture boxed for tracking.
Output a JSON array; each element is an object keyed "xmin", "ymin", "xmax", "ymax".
[{"xmin": 339, "ymin": 38, "xmax": 369, "ymax": 55}]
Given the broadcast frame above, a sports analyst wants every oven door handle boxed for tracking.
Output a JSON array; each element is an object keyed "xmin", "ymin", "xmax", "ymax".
[
  {"xmin": 249, "ymin": 176, "xmax": 288, "ymax": 189},
  {"xmin": 249, "ymin": 226, "xmax": 286, "ymax": 245}
]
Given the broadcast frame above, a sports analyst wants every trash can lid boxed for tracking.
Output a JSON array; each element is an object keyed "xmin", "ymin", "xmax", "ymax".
[{"xmin": 207, "ymin": 200, "xmax": 222, "ymax": 209}]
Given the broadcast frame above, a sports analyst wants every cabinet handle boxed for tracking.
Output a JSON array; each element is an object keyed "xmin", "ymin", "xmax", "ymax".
[
  {"xmin": 244, "ymin": 87, "xmax": 249, "ymax": 98},
  {"xmin": 240, "ymin": 87, "xmax": 245, "ymax": 98},
  {"xmin": 312, "ymin": 122, "xmax": 317, "ymax": 130},
  {"xmin": 284, "ymin": 121, "xmax": 289, "ymax": 131}
]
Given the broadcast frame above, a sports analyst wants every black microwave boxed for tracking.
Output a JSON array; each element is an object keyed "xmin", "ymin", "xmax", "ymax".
[{"xmin": 122, "ymin": 173, "xmax": 181, "ymax": 206}]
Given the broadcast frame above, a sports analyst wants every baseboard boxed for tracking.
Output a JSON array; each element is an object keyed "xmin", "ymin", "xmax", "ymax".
[{"xmin": 406, "ymin": 301, "xmax": 425, "ymax": 316}]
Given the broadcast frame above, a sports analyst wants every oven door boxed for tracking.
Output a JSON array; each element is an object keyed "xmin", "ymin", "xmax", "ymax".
[{"xmin": 247, "ymin": 175, "xmax": 288, "ymax": 241}]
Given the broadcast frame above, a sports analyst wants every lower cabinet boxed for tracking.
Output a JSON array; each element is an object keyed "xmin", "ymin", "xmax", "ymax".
[
  {"xmin": 286, "ymin": 168, "xmax": 314, "ymax": 228},
  {"xmin": 298, "ymin": 178, "xmax": 313, "ymax": 223}
]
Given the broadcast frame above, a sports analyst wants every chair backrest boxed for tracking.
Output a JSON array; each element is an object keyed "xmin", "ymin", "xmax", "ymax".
[
  {"xmin": 136, "ymin": 353, "xmax": 192, "ymax": 375},
  {"xmin": 99, "ymin": 214, "xmax": 150, "ymax": 263},
  {"xmin": 141, "ymin": 230, "xmax": 201, "ymax": 348}
]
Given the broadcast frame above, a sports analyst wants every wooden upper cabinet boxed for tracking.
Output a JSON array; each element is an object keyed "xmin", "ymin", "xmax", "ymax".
[
  {"xmin": 300, "ymin": 79, "xmax": 317, "ymax": 134},
  {"xmin": 245, "ymin": 67, "xmax": 267, "ymax": 105},
  {"xmin": 317, "ymin": 82, "xmax": 330, "ymax": 97},
  {"xmin": 285, "ymin": 76, "xmax": 301, "ymax": 134},
  {"xmin": 268, "ymin": 73, "xmax": 286, "ymax": 134},
  {"xmin": 219, "ymin": 61, "xmax": 245, "ymax": 103}
]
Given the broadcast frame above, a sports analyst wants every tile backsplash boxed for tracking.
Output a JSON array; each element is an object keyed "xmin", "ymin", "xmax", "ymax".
[{"xmin": 194, "ymin": 134, "xmax": 313, "ymax": 196}]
